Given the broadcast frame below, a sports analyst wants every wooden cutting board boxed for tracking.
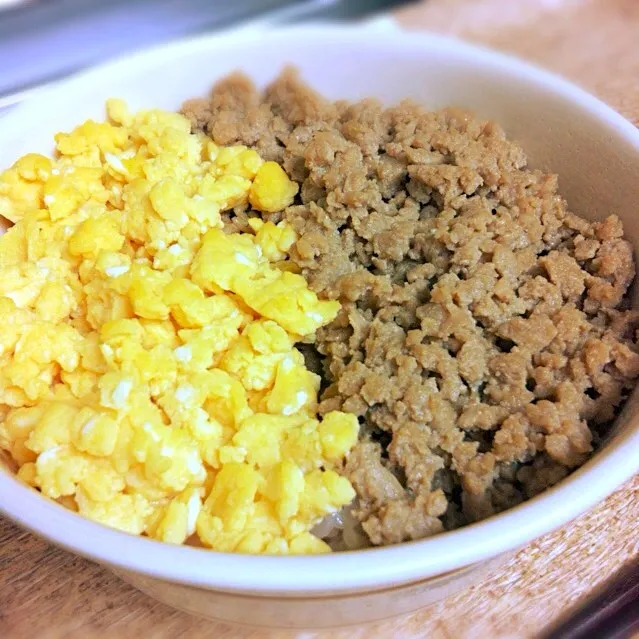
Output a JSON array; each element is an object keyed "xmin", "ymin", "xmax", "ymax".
[{"xmin": 2, "ymin": 1, "xmax": 639, "ymax": 637}]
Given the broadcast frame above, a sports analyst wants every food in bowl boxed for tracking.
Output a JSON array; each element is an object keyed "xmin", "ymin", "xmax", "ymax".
[{"xmin": 1, "ymin": 68, "xmax": 638, "ymax": 555}]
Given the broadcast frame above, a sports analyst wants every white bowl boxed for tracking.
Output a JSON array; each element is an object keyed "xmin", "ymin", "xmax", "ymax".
[{"xmin": 2, "ymin": 23, "xmax": 639, "ymax": 630}]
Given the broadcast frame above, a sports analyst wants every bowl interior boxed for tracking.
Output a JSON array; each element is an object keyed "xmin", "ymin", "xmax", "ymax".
[{"xmin": 1, "ymin": 26, "xmax": 639, "ymax": 593}]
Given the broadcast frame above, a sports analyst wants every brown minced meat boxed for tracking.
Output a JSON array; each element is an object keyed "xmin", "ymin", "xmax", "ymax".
[{"xmin": 183, "ymin": 69, "xmax": 639, "ymax": 547}]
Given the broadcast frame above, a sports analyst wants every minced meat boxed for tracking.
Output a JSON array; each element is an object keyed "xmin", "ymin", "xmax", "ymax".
[{"xmin": 183, "ymin": 69, "xmax": 639, "ymax": 547}]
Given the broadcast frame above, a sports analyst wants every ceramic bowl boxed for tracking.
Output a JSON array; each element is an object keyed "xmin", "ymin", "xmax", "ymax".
[{"xmin": 2, "ymin": 22, "xmax": 639, "ymax": 630}]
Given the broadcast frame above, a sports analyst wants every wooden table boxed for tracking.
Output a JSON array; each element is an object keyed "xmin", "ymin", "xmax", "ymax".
[{"xmin": 2, "ymin": 1, "xmax": 639, "ymax": 637}]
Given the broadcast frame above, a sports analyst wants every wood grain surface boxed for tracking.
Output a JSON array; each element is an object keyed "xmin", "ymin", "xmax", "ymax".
[{"xmin": 2, "ymin": 1, "xmax": 639, "ymax": 637}]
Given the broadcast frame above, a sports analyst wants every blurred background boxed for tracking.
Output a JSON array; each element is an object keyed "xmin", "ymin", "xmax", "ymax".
[{"xmin": 0, "ymin": 0, "xmax": 416, "ymax": 111}]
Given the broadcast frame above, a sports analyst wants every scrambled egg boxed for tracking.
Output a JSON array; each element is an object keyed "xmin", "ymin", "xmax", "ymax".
[{"xmin": 0, "ymin": 102, "xmax": 359, "ymax": 554}]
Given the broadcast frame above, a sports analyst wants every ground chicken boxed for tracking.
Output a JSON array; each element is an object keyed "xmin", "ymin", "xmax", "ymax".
[{"xmin": 184, "ymin": 69, "xmax": 639, "ymax": 547}]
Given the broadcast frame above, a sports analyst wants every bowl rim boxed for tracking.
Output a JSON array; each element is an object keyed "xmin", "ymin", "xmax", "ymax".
[{"xmin": 2, "ymin": 23, "xmax": 639, "ymax": 595}]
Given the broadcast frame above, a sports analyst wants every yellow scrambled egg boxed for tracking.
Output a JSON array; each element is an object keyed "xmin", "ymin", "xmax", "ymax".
[{"xmin": 0, "ymin": 102, "xmax": 358, "ymax": 554}]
